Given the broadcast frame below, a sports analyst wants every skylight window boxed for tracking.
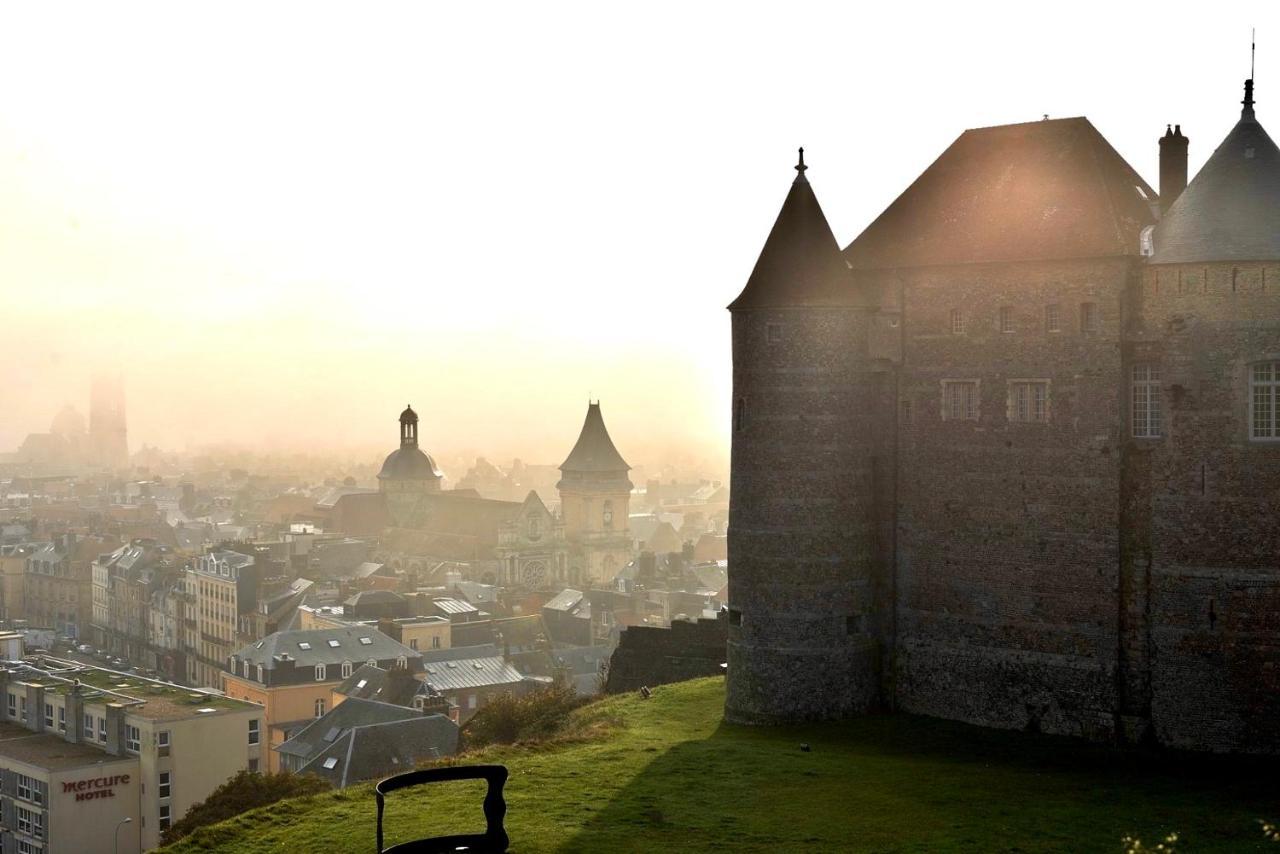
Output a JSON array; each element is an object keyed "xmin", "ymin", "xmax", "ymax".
[
  {"xmin": 327, "ymin": 640, "xmax": 341, "ymax": 648},
  {"xmin": 358, "ymin": 637, "xmax": 373, "ymax": 645},
  {"xmin": 322, "ymin": 757, "xmax": 338, "ymax": 770},
  {"xmin": 355, "ymin": 679, "xmax": 367, "ymax": 689},
  {"xmin": 297, "ymin": 642, "xmax": 312, "ymax": 650},
  {"xmin": 323, "ymin": 726, "xmax": 341, "ymax": 742}
]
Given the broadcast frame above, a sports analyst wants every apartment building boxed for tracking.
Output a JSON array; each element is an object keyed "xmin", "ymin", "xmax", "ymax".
[{"xmin": 0, "ymin": 660, "xmax": 263, "ymax": 852}]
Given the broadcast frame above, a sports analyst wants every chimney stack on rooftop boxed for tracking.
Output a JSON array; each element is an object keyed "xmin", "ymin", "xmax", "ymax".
[{"xmin": 1158, "ymin": 123, "xmax": 1189, "ymax": 215}]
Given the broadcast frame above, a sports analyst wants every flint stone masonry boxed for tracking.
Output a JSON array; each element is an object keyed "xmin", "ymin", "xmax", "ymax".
[{"xmin": 726, "ymin": 107, "xmax": 1280, "ymax": 754}]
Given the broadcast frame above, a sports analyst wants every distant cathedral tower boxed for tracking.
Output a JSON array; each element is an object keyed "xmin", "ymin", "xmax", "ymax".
[
  {"xmin": 557, "ymin": 402, "xmax": 633, "ymax": 584},
  {"xmin": 725, "ymin": 150, "xmax": 889, "ymax": 725},
  {"xmin": 89, "ymin": 373, "xmax": 129, "ymax": 470},
  {"xmin": 377, "ymin": 405, "xmax": 443, "ymax": 526}
]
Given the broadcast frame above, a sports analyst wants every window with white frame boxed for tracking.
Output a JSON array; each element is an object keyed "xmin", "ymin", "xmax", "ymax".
[
  {"xmin": 341, "ymin": 661, "xmax": 353, "ymax": 679},
  {"xmin": 43, "ymin": 703, "xmax": 53, "ymax": 728},
  {"xmin": 98, "ymin": 716, "xmax": 107, "ymax": 743},
  {"xmin": 397, "ymin": 656, "xmax": 408, "ymax": 669},
  {"xmin": 1080, "ymin": 302, "xmax": 1099, "ymax": 334},
  {"xmin": 248, "ymin": 718, "xmax": 260, "ymax": 745},
  {"xmin": 17, "ymin": 838, "xmax": 42, "ymax": 854},
  {"xmin": 1045, "ymin": 304, "xmax": 1061, "ymax": 333},
  {"xmin": 942, "ymin": 380, "xmax": 980, "ymax": 421},
  {"xmin": 158, "ymin": 729, "xmax": 171, "ymax": 755},
  {"xmin": 1132, "ymin": 365, "xmax": 1163, "ymax": 438},
  {"xmin": 257, "ymin": 664, "xmax": 264, "ymax": 683},
  {"xmin": 83, "ymin": 713, "xmax": 93, "ymax": 740},
  {"xmin": 6, "ymin": 692, "xmax": 14, "ymax": 719},
  {"xmin": 1251, "ymin": 361, "xmax": 1280, "ymax": 440},
  {"xmin": 314, "ymin": 698, "xmax": 325, "ymax": 718},
  {"xmin": 16, "ymin": 805, "xmax": 38, "ymax": 835},
  {"xmin": 1008, "ymin": 381, "xmax": 1050, "ymax": 423},
  {"xmin": 314, "ymin": 664, "xmax": 326, "ymax": 681},
  {"xmin": 125, "ymin": 724, "xmax": 141, "ymax": 753},
  {"xmin": 57, "ymin": 705, "xmax": 65, "ymax": 733},
  {"xmin": 999, "ymin": 306, "xmax": 1014, "ymax": 334},
  {"xmin": 16, "ymin": 773, "xmax": 39, "ymax": 804},
  {"xmin": 160, "ymin": 803, "xmax": 172, "ymax": 831},
  {"xmin": 159, "ymin": 771, "xmax": 171, "ymax": 799},
  {"xmin": 949, "ymin": 308, "xmax": 966, "ymax": 335}
]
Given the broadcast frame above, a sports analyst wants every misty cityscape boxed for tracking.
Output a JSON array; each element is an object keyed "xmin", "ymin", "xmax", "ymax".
[{"xmin": 2, "ymin": 4, "xmax": 1279, "ymax": 854}]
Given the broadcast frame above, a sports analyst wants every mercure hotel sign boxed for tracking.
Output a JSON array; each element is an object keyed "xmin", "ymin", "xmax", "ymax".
[{"xmin": 62, "ymin": 774, "xmax": 130, "ymax": 801}]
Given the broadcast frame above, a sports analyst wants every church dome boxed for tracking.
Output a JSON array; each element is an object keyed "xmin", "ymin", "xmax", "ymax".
[
  {"xmin": 377, "ymin": 447, "xmax": 443, "ymax": 481},
  {"xmin": 378, "ymin": 403, "xmax": 443, "ymax": 482}
]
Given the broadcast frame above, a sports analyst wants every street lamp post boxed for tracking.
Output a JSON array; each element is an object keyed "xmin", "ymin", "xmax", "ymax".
[{"xmin": 114, "ymin": 816, "xmax": 132, "ymax": 854}]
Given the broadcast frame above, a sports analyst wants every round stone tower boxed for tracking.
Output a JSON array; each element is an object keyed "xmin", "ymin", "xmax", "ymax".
[
  {"xmin": 725, "ymin": 150, "xmax": 884, "ymax": 724},
  {"xmin": 378, "ymin": 405, "xmax": 443, "ymax": 526}
]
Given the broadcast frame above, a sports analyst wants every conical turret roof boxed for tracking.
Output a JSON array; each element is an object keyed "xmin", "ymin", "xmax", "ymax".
[
  {"xmin": 560, "ymin": 403, "xmax": 630, "ymax": 473},
  {"xmin": 729, "ymin": 150, "xmax": 866, "ymax": 309},
  {"xmin": 1152, "ymin": 82, "xmax": 1280, "ymax": 264}
]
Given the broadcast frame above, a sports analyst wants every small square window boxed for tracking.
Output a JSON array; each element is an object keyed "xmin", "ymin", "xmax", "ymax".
[
  {"xmin": 766, "ymin": 323, "xmax": 782, "ymax": 343},
  {"xmin": 322, "ymin": 757, "xmax": 339, "ymax": 770},
  {"xmin": 297, "ymin": 642, "xmax": 312, "ymax": 651},
  {"xmin": 358, "ymin": 637, "xmax": 373, "ymax": 646},
  {"xmin": 327, "ymin": 639, "xmax": 341, "ymax": 648}
]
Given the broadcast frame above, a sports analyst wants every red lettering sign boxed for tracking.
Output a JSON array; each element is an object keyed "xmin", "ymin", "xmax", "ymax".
[{"xmin": 62, "ymin": 773, "xmax": 132, "ymax": 801}]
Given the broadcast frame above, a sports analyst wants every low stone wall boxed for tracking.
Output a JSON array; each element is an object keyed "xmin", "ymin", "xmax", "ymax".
[{"xmin": 604, "ymin": 614, "xmax": 727, "ymax": 694}]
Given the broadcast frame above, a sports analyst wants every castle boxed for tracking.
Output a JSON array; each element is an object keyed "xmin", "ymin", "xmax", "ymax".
[{"xmin": 726, "ymin": 78, "xmax": 1280, "ymax": 754}]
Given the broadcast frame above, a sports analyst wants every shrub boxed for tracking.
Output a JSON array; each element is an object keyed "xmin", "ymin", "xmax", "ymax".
[
  {"xmin": 461, "ymin": 682, "xmax": 590, "ymax": 749},
  {"xmin": 160, "ymin": 770, "xmax": 330, "ymax": 846}
]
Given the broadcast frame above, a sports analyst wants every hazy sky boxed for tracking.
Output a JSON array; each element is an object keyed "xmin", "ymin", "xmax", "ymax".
[{"xmin": 0, "ymin": 2, "xmax": 1273, "ymax": 467}]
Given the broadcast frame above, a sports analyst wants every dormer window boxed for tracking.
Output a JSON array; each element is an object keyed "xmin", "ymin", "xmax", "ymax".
[{"xmin": 1139, "ymin": 225, "xmax": 1155, "ymax": 257}]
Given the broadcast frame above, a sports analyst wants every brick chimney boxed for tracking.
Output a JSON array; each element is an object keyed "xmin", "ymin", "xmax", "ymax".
[{"xmin": 1159, "ymin": 124, "xmax": 1189, "ymax": 214}]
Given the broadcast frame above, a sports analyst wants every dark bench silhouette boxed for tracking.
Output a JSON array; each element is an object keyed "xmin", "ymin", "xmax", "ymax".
[{"xmin": 375, "ymin": 764, "xmax": 509, "ymax": 853}]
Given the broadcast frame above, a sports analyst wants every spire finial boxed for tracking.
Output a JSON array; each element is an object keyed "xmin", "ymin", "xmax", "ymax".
[
  {"xmin": 1244, "ymin": 29, "xmax": 1257, "ymax": 119},
  {"xmin": 795, "ymin": 147, "xmax": 807, "ymax": 175}
]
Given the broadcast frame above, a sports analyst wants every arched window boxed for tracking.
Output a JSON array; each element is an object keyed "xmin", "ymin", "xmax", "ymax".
[
  {"xmin": 602, "ymin": 501, "xmax": 614, "ymax": 529},
  {"xmin": 527, "ymin": 515, "xmax": 541, "ymax": 539},
  {"xmin": 314, "ymin": 698, "xmax": 325, "ymax": 718},
  {"xmin": 396, "ymin": 656, "xmax": 408, "ymax": 669},
  {"xmin": 314, "ymin": 664, "xmax": 326, "ymax": 681}
]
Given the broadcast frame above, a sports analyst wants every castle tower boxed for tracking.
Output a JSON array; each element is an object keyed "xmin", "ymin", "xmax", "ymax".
[
  {"xmin": 89, "ymin": 373, "xmax": 128, "ymax": 470},
  {"xmin": 1136, "ymin": 77, "xmax": 1280, "ymax": 751},
  {"xmin": 725, "ymin": 150, "xmax": 886, "ymax": 724},
  {"xmin": 557, "ymin": 402, "xmax": 633, "ymax": 585},
  {"xmin": 377, "ymin": 405, "xmax": 443, "ymax": 526}
]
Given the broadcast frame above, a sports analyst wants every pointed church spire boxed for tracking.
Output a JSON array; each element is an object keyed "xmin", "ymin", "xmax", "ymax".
[
  {"xmin": 1244, "ymin": 77, "xmax": 1257, "ymax": 120},
  {"xmin": 795, "ymin": 147, "xmax": 808, "ymax": 181}
]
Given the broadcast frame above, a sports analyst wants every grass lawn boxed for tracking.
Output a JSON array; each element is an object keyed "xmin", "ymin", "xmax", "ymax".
[{"xmin": 163, "ymin": 677, "xmax": 1278, "ymax": 853}]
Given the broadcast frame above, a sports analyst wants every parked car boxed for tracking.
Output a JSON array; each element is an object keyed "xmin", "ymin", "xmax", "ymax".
[{"xmin": 76, "ymin": 644, "xmax": 92, "ymax": 654}]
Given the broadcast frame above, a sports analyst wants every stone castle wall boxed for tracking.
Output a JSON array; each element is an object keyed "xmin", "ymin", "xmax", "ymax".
[
  {"xmin": 728, "ymin": 258, "xmax": 1280, "ymax": 754},
  {"xmin": 605, "ymin": 614, "xmax": 728, "ymax": 694}
]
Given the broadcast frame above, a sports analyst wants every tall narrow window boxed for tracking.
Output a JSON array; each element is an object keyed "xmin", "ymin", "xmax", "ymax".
[
  {"xmin": 1132, "ymin": 365, "xmax": 1163, "ymax": 438},
  {"xmin": 950, "ymin": 309, "xmax": 966, "ymax": 335},
  {"xmin": 941, "ymin": 381, "xmax": 980, "ymax": 421},
  {"xmin": 999, "ymin": 306, "xmax": 1014, "ymax": 334},
  {"xmin": 766, "ymin": 323, "xmax": 782, "ymax": 343},
  {"xmin": 1045, "ymin": 304, "xmax": 1061, "ymax": 333},
  {"xmin": 1008, "ymin": 381, "xmax": 1050, "ymax": 423},
  {"xmin": 1251, "ymin": 361, "xmax": 1280, "ymax": 440},
  {"xmin": 314, "ymin": 698, "xmax": 326, "ymax": 718},
  {"xmin": 733, "ymin": 398, "xmax": 746, "ymax": 432},
  {"xmin": 1080, "ymin": 302, "xmax": 1099, "ymax": 334}
]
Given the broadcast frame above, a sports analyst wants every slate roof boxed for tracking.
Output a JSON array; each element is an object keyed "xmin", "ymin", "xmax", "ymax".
[
  {"xmin": 559, "ymin": 403, "xmax": 630, "ymax": 473},
  {"xmin": 420, "ymin": 655, "xmax": 529, "ymax": 693},
  {"xmin": 845, "ymin": 117, "xmax": 1156, "ymax": 269},
  {"xmin": 303, "ymin": 715, "xmax": 459, "ymax": 788},
  {"xmin": 333, "ymin": 664, "xmax": 421, "ymax": 706},
  {"xmin": 730, "ymin": 152, "xmax": 866, "ymax": 309},
  {"xmin": 543, "ymin": 588, "xmax": 586, "ymax": 613},
  {"xmin": 276, "ymin": 697, "xmax": 459, "ymax": 788},
  {"xmin": 343, "ymin": 589, "xmax": 406, "ymax": 608},
  {"xmin": 234, "ymin": 626, "xmax": 421, "ymax": 671},
  {"xmin": 1151, "ymin": 94, "xmax": 1280, "ymax": 263}
]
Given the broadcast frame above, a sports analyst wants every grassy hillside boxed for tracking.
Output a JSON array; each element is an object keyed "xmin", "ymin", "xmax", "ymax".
[{"xmin": 163, "ymin": 677, "xmax": 1278, "ymax": 853}]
